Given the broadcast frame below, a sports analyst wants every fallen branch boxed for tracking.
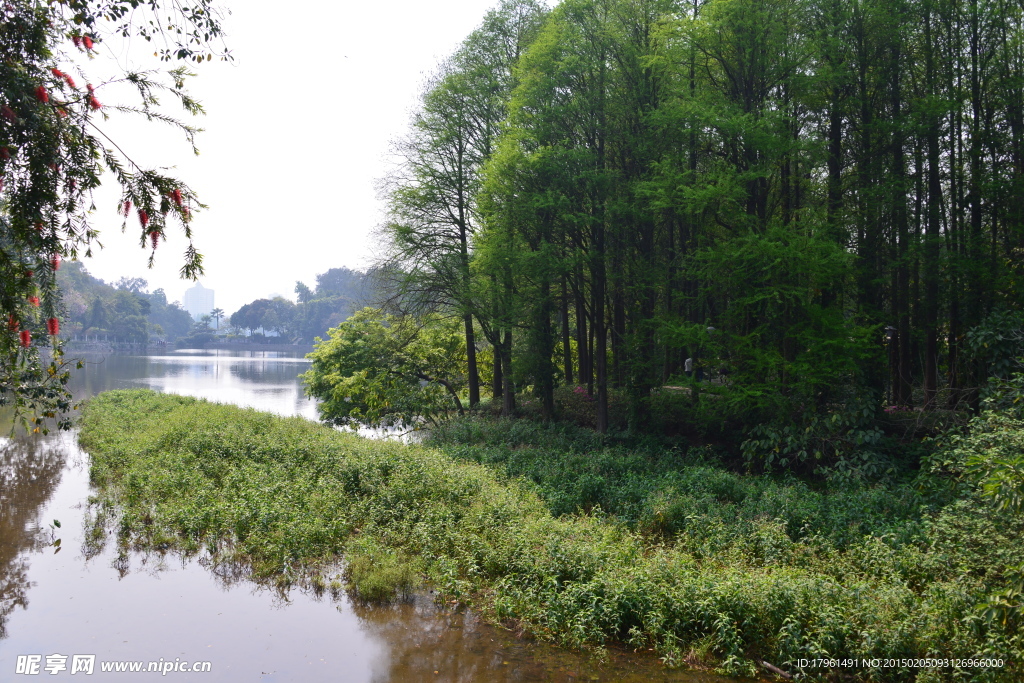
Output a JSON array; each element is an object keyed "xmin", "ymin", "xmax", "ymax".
[{"xmin": 759, "ymin": 661, "xmax": 793, "ymax": 680}]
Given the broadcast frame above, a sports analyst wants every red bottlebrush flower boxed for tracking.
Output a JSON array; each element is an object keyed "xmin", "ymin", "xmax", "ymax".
[
  {"xmin": 1, "ymin": 105, "xmax": 16, "ymax": 122},
  {"xmin": 64, "ymin": 74, "xmax": 76, "ymax": 89},
  {"xmin": 171, "ymin": 188, "xmax": 183, "ymax": 207},
  {"xmin": 35, "ymin": 85, "xmax": 49, "ymax": 103},
  {"xmin": 51, "ymin": 68, "xmax": 64, "ymax": 78},
  {"xmin": 34, "ymin": 222, "xmax": 44, "ymax": 232},
  {"xmin": 83, "ymin": 35, "xmax": 94, "ymax": 50},
  {"xmin": 0, "ymin": 146, "xmax": 9, "ymax": 160},
  {"xmin": 25, "ymin": 270, "xmax": 33, "ymax": 278},
  {"xmin": 88, "ymin": 96, "xmax": 101, "ymax": 110},
  {"xmin": 47, "ymin": 318, "xmax": 60, "ymax": 336},
  {"xmin": 183, "ymin": 206, "xmax": 191, "ymax": 221},
  {"xmin": 51, "ymin": 254, "xmax": 61, "ymax": 271},
  {"xmin": 28, "ymin": 296, "xmax": 40, "ymax": 307},
  {"xmin": 20, "ymin": 330, "xmax": 31, "ymax": 348},
  {"xmin": 57, "ymin": 107, "xmax": 68, "ymax": 118},
  {"xmin": 122, "ymin": 200, "xmax": 132, "ymax": 216},
  {"xmin": 86, "ymin": 83, "xmax": 95, "ymax": 94},
  {"xmin": 72, "ymin": 35, "xmax": 82, "ymax": 48},
  {"xmin": 138, "ymin": 209, "xmax": 149, "ymax": 228},
  {"xmin": 7, "ymin": 314, "xmax": 18, "ymax": 332},
  {"xmin": 150, "ymin": 231, "xmax": 160, "ymax": 249}
]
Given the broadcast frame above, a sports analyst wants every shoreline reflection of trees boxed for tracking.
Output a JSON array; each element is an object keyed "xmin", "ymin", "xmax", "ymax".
[
  {"xmin": 350, "ymin": 593, "xmax": 594, "ymax": 683},
  {"xmin": 228, "ymin": 361, "xmax": 298, "ymax": 385},
  {"xmin": 74, "ymin": 518, "xmax": 707, "ymax": 682},
  {"xmin": 0, "ymin": 434, "xmax": 67, "ymax": 639}
]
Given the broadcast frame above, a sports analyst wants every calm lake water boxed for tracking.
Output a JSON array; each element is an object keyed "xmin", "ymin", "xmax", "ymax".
[{"xmin": 0, "ymin": 349, "xmax": 741, "ymax": 682}]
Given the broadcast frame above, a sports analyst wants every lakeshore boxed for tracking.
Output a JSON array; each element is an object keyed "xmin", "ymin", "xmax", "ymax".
[{"xmin": 77, "ymin": 389, "xmax": 1024, "ymax": 681}]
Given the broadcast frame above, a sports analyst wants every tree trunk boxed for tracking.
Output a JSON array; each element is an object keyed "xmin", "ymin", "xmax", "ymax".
[
  {"xmin": 923, "ymin": 7, "xmax": 941, "ymax": 408},
  {"xmin": 593, "ymin": 218, "xmax": 608, "ymax": 433},
  {"xmin": 492, "ymin": 341, "xmax": 503, "ymax": 401},
  {"xmin": 561, "ymin": 274, "xmax": 574, "ymax": 385},
  {"xmin": 501, "ymin": 330, "xmax": 516, "ymax": 416},
  {"xmin": 464, "ymin": 313, "xmax": 480, "ymax": 408}
]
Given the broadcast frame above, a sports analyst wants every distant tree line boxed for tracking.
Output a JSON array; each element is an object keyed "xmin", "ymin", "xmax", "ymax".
[
  {"xmin": 228, "ymin": 267, "xmax": 375, "ymax": 342},
  {"xmin": 52, "ymin": 264, "xmax": 375, "ymax": 347},
  {"xmin": 58, "ymin": 263, "xmax": 193, "ymax": 343}
]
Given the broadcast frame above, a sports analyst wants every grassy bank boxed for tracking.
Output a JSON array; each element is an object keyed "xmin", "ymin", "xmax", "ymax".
[
  {"xmin": 79, "ymin": 390, "xmax": 1021, "ymax": 681},
  {"xmin": 428, "ymin": 417, "xmax": 928, "ymax": 548}
]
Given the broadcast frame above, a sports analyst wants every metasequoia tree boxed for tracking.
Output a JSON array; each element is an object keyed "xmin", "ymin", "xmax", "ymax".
[
  {"xmin": 380, "ymin": 0, "xmax": 547, "ymax": 412},
  {"xmin": 344, "ymin": 0, "xmax": 1024, "ymax": 438}
]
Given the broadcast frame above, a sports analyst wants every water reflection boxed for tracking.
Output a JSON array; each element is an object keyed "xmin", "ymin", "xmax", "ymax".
[
  {"xmin": 68, "ymin": 349, "xmax": 319, "ymax": 421},
  {"xmin": 355, "ymin": 595, "xmax": 738, "ymax": 683},
  {"xmin": 0, "ymin": 350, "xmax": 738, "ymax": 682},
  {"xmin": 0, "ymin": 436, "xmax": 65, "ymax": 640},
  {"xmin": 0, "ymin": 429, "xmax": 393, "ymax": 682}
]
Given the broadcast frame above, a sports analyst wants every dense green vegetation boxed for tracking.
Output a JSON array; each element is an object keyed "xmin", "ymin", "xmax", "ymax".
[
  {"xmin": 428, "ymin": 417, "xmax": 924, "ymax": 541},
  {"xmin": 45, "ymin": 0, "xmax": 1024, "ymax": 678},
  {"xmin": 305, "ymin": 0, "xmax": 1024, "ymax": 456},
  {"xmin": 303, "ymin": 308, "xmax": 470, "ymax": 427},
  {"xmin": 81, "ymin": 389, "xmax": 1023, "ymax": 680}
]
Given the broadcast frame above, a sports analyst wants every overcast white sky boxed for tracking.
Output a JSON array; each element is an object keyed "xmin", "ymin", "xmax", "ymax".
[{"xmin": 76, "ymin": 0, "xmax": 508, "ymax": 314}]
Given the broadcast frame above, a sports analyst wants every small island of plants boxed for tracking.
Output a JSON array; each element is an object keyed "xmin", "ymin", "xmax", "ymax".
[{"xmin": 80, "ymin": 387, "xmax": 1023, "ymax": 681}]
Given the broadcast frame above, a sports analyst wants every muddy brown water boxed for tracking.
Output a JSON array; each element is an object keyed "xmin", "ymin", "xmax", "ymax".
[{"xmin": 0, "ymin": 349, "xmax": 746, "ymax": 682}]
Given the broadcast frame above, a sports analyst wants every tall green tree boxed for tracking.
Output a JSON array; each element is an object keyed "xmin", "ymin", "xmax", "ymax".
[
  {"xmin": 354, "ymin": 0, "xmax": 1024, "ymax": 443},
  {"xmin": 380, "ymin": 0, "xmax": 547, "ymax": 412}
]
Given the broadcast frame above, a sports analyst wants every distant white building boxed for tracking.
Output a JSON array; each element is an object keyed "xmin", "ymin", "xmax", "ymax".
[{"xmin": 183, "ymin": 282, "xmax": 215, "ymax": 321}]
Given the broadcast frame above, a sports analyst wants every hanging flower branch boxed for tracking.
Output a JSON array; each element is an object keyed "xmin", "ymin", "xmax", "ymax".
[{"xmin": 0, "ymin": 0, "xmax": 229, "ymax": 433}]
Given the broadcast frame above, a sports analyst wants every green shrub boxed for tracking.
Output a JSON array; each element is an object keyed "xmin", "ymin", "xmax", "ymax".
[
  {"xmin": 345, "ymin": 539, "xmax": 420, "ymax": 603},
  {"xmin": 430, "ymin": 416, "xmax": 925, "ymax": 550}
]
